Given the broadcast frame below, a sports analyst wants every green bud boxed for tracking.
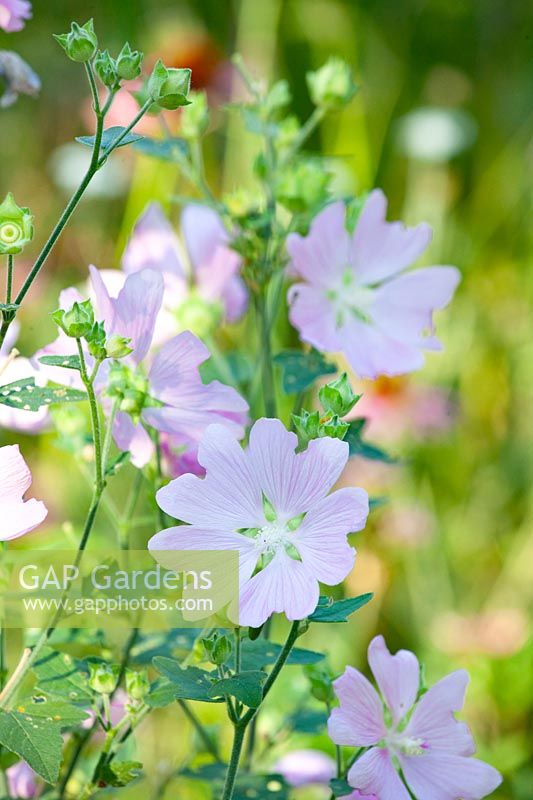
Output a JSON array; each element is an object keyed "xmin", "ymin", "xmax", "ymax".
[
  {"xmin": 94, "ymin": 50, "xmax": 118, "ymax": 89},
  {"xmin": 304, "ymin": 664, "xmax": 335, "ymax": 704},
  {"xmin": 116, "ymin": 42, "xmax": 143, "ymax": 81},
  {"xmin": 292, "ymin": 409, "xmax": 321, "ymax": 447},
  {"xmin": 276, "ymin": 160, "xmax": 330, "ymax": 214},
  {"xmin": 175, "ymin": 294, "xmax": 221, "ymax": 338},
  {"xmin": 307, "ymin": 57, "xmax": 358, "ymax": 110},
  {"xmin": 320, "ymin": 414, "xmax": 350, "ymax": 440},
  {"xmin": 319, "ymin": 372, "xmax": 360, "ymax": 417},
  {"xmin": 125, "ymin": 668, "xmax": 150, "ymax": 701},
  {"xmin": 88, "ymin": 662, "xmax": 119, "ymax": 695},
  {"xmin": 0, "ymin": 193, "xmax": 34, "ymax": 255},
  {"xmin": 202, "ymin": 632, "xmax": 232, "ymax": 666},
  {"xmin": 54, "ymin": 20, "xmax": 98, "ymax": 64},
  {"xmin": 51, "ymin": 300, "xmax": 95, "ymax": 339},
  {"xmin": 275, "ymin": 116, "xmax": 300, "ymax": 152},
  {"xmin": 180, "ymin": 90, "xmax": 209, "ymax": 138},
  {"xmin": 106, "ymin": 334, "xmax": 133, "ymax": 360},
  {"xmin": 87, "ymin": 321, "xmax": 107, "ymax": 360},
  {"xmin": 147, "ymin": 60, "xmax": 191, "ymax": 111}
]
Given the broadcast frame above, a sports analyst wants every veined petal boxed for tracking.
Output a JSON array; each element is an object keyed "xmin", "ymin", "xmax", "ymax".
[
  {"xmin": 368, "ymin": 635, "xmax": 420, "ymax": 726},
  {"xmin": 328, "ymin": 667, "xmax": 386, "ymax": 747},
  {"xmin": 287, "ymin": 202, "xmax": 349, "ymax": 289},
  {"xmin": 347, "ymin": 748, "xmax": 411, "ymax": 800},
  {"xmin": 112, "ymin": 412, "xmax": 154, "ymax": 468},
  {"xmin": 399, "ymin": 752, "xmax": 502, "ymax": 800},
  {"xmin": 0, "ymin": 444, "xmax": 32, "ymax": 502},
  {"xmin": 122, "ymin": 202, "xmax": 185, "ymax": 278},
  {"xmin": 148, "ymin": 330, "xmax": 210, "ymax": 402},
  {"xmin": 2, "ymin": 499, "xmax": 48, "ymax": 541},
  {"xmin": 181, "ymin": 204, "xmax": 228, "ymax": 273},
  {"xmin": 288, "ymin": 283, "xmax": 342, "ymax": 353},
  {"xmin": 341, "ymin": 316, "xmax": 424, "ymax": 379},
  {"xmin": 110, "ymin": 268, "xmax": 164, "ymax": 364}
]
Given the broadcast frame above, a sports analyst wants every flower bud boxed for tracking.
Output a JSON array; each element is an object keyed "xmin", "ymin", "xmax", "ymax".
[
  {"xmin": 94, "ymin": 50, "xmax": 118, "ymax": 89},
  {"xmin": 87, "ymin": 321, "xmax": 107, "ymax": 360},
  {"xmin": 88, "ymin": 663, "xmax": 119, "ymax": 695},
  {"xmin": 54, "ymin": 20, "xmax": 98, "ymax": 64},
  {"xmin": 180, "ymin": 90, "xmax": 209, "ymax": 138},
  {"xmin": 51, "ymin": 300, "xmax": 95, "ymax": 339},
  {"xmin": 202, "ymin": 632, "xmax": 232, "ymax": 666},
  {"xmin": 305, "ymin": 665, "xmax": 335, "ymax": 704},
  {"xmin": 276, "ymin": 160, "xmax": 330, "ymax": 214},
  {"xmin": 176, "ymin": 294, "xmax": 221, "ymax": 338},
  {"xmin": 319, "ymin": 372, "xmax": 360, "ymax": 417},
  {"xmin": 320, "ymin": 415, "xmax": 350, "ymax": 440},
  {"xmin": 115, "ymin": 43, "xmax": 143, "ymax": 81},
  {"xmin": 0, "ymin": 193, "xmax": 34, "ymax": 255},
  {"xmin": 292, "ymin": 409, "xmax": 320, "ymax": 447},
  {"xmin": 307, "ymin": 57, "xmax": 357, "ymax": 109},
  {"xmin": 147, "ymin": 60, "xmax": 191, "ymax": 110},
  {"xmin": 106, "ymin": 334, "xmax": 133, "ymax": 360},
  {"xmin": 125, "ymin": 669, "xmax": 150, "ymax": 701}
]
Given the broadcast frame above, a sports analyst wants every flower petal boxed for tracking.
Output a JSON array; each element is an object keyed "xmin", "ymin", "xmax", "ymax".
[
  {"xmin": 328, "ymin": 667, "xmax": 386, "ymax": 747},
  {"xmin": 148, "ymin": 330, "xmax": 210, "ymax": 402},
  {"xmin": 352, "ymin": 190, "xmax": 432, "ymax": 284},
  {"xmin": 112, "ymin": 412, "xmax": 154, "ymax": 468},
  {"xmin": 341, "ymin": 316, "xmax": 424, "ymax": 379},
  {"xmin": 2, "ymin": 499, "xmax": 47, "ymax": 541},
  {"xmin": 405, "ymin": 670, "xmax": 475, "ymax": 756},
  {"xmin": 287, "ymin": 202, "xmax": 349, "ymax": 289},
  {"xmin": 110, "ymin": 268, "xmax": 164, "ymax": 363},
  {"xmin": 399, "ymin": 752, "xmax": 502, "ymax": 800},
  {"xmin": 288, "ymin": 283, "xmax": 342, "ymax": 352},
  {"xmin": 122, "ymin": 202, "xmax": 185, "ymax": 277},
  {"xmin": 0, "ymin": 444, "xmax": 31, "ymax": 502},
  {"xmin": 367, "ymin": 635, "xmax": 420, "ymax": 726},
  {"xmin": 293, "ymin": 487, "xmax": 368, "ymax": 584},
  {"xmin": 347, "ymin": 748, "xmax": 411, "ymax": 800},
  {"xmin": 181, "ymin": 204, "xmax": 228, "ymax": 272}
]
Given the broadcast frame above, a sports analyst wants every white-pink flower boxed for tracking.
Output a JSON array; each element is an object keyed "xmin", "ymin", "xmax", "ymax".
[
  {"xmin": 0, "ymin": 0, "xmax": 31, "ymax": 32},
  {"xmin": 0, "ymin": 445, "xmax": 47, "ymax": 540},
  {"xmin": 149, "ymin": 418, "xmax": 369, "ymax": 628},
  {"xmin": 287, "ymin": 191, "xmax": 460, "ymax": 380},
  {"xmin": 6, "ymin": 760, "xmax": 37, "ymax": 798},
  {"xmin": 328, "ymin": 635, "xmax": 502, "ymax": 800},
  {"xmin": 274, "ymin": 749, "xmax": 336, "ymax": 788}
]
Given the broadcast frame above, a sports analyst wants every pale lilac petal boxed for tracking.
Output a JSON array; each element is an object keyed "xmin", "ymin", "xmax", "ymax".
[
  {"xmin": 274, "ymin": 750, "xmax": 336, "ymax": 788},
  {"xmin": 0, "ymin": 443, "xmax": 32, "ymax": 501},
  {"xmin": 156, "ymin": 424, "xmax": 263, "ymax": 529},
  {"xmin": 367, "ymin": 635, "xmax": 420, "ymax": 726},
  {"xmin": 347, "ymin": 748, "xmax": 411, "ymax": 800},
  {"xmin": 148, "ymin": 331, "xmax": 210, "ymax": 402},
  {"xmin": 6, "ymin": 760, "xmax": 37, "ymax": 799},
  {"xmin": 88, "ymin": 265, "xmax": 116, "ymax": 328},
  {"xmin": 109, "ymin": 268, "xmax": 164, "ymax": 363},
  {"xmin": 341, "ymin": 792, "xmax": 378, "ymax": 800},
  {"xmin": 288, "ymin": 284, "xmax": 342, "ymax": 352},
  {"xmin": 352, "ymin": 190, "xmax": 432, "ymax": 284},
  {"xmin": 144, "ymin": 401, "xmax": 245, "ymax": 442},
  {"xmin": 122, "ymin": 202, "xmax": 185, "ymax": 277},
  {"xmin": 328, "ymin": 667, "xmax": 386, "ymax": 747},
  {"xmin": 3, "ymin": 499, "xmax": 48, "ymax": 541},
  {"xmin": 181, "ymin": 204, "xmax": 228, "ymax": 272},
  {"xmin": 113, "ymin": 412, "xmax": 154, "ymax": 468},
  {"xmin": 0, "ymin": 319, "xmax": 19, "ymax": 358},
  {"xmin": 286, "ymin": 202, "xmax": 349, "ymax": 289},
  {"xmin": 247, "ymin": 418, "xmax": 349, "ymax": 520},
  {"xmin": 341, "ymin": 316, "xmax": 424, "ymax": 379},
  {"xmin": 0, "ymin": 445, "xmax": 47, "ymax": 540},
  {"xmin": 372, "ymin": 267, "xmax": 461, "ymax": 347},
  {"xmin": 195, "ymin": 244, "xmax": 240, "ymax": 303},
  {"xmin": 293, "ymin": 487, "xmax": 368, "ymax": 584},
  {"xmin": 0, "ymin": 0, "xmax": 32, "ymax": 32},
  {"xmin": 222, "ymin": 275, "xmax": 249, "ymax": 322},
  {"xmin": 399, "ymin": 752, "xmax": 502, "ymax": 800},
  {"xmin": 405, "ymin": 670, "xmax": 475, "ymax": 755},
  {"xmin": 233, "ymin": 549, "xmax": 319, "ymax": 627}
]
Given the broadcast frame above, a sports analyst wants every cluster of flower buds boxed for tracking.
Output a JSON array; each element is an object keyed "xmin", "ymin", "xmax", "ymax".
[
  {"xmin": 51, "ymin": 299, "xmax": 132, "ymax": 362},
  {"xmin": 201, "ymin": 631, "xmax": 233, "ymax": 666},
  {"xmin": 306, "ymin": 57, "xmax": 358, "ymax": 110},
  {"xmin": 94, "ymin": 44, "xmax": 143, "ymax": 90},
  {"xmin": 0, "ymin": 192, "xmax": 33, "ymax": 255},
  {"xmin": 106, "ymin": 361, "xmax": 152, "ymax": 422},
  {"xmin": 293, "ymin": 372, "xmax": 360, "ymax": 447}
]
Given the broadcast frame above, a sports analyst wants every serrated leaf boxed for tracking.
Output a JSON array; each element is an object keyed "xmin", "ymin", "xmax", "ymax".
[
  {"xmin": 151, "ymin": 659, "xmax": 221, "ymax": 703},
  {"xmin": 38, "ymin": 355, "xmax": 81, "ymax": 371},
  {"xmin": 133, "ymin": 136, "xmax": 188, "ymax": 162},
  {"xmin": 274, "ymin": 349, "xmax": 336, "ymax": 394},
  {"xmin": 0, "ymin": 710, "xmax": 63, "ymax": 783},
  {"xmin": 210, "ymin": 670, "xmax": 266, "ymax": 708},
  {"xmin": 308, "ymin": 593, "xmax": 373, "ymax": 623},
  {"xmin": 345, "ymin": 419, "xmax": 395, "ymax": 463},
  {"xmin": 101, "ymin": 760, "xmax": 143, "ymax": 787},
  {"xmin": 239, "ymin": 639, "xmax": 324, "ymax": 671},
  {"xmin": 0, "ymin": 378, "xmax": 86, "ymax": 412},
  {"xmin": 32, "ymin": 647, "xmax": 92, "ymax": 703},
  {"xmin": 76, "ymin": 126, "xmax": 144, "ymax": 154}
]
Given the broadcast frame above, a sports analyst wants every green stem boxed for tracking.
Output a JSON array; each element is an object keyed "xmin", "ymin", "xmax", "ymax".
[
  {"xmin": 178, "ymin": 699, "xmax": 221, "ymax": 761},
  {"xmin": 5, "ymin": 255, "xmax": 13, "ymax": 304},
  {"xmin": 221, "ymin": 723, "xmax": 247, "ymax": 800},
  {"xmin": 77, "ymin": 340, "xmax": 104, "ymax": 492},
  {"xmin": 97, "ymin": 99, "xmax": 152, "ymax": 167},
  {"xmin": 282, "ymin": 107, "xmax": 324, "ymax": 164},
  {"xmin": 256, "ymin": 293, "xmax": 277, "ymax": 417}
]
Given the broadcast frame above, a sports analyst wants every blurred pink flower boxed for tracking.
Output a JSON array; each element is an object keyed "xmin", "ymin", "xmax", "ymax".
[
  {"xmin": 82, "ymin": 688, "xmax": 128, "ymax": 734},
  {"xmin": 0, "ymin": 0, "xmax": 31, "ymax": 32},
  {"xmin": 0, "ymin": 324, "xmax": 48, "ymax": 433},
  {"xmin": 6, "ymin": 761, "xmax": 37, "ymax": 798},
  {"xmin": 433, "ymin": 609, "xmax": 528, "ymax": 658},
  {"xmin": 150, "ymin": 418, "xmax": 368, "ymax": 627},
  {"xmin": 287, "ymin": 192, "xmax": 460, "ymax": 379},
  {"xmin": 274, "ymin": 749, "xmax": 336, "ymax": 788},
  {"xmin": 377, "ymin": 502, "xmax": 436, "ymax": 547},
  {"xmin": 0, "ymin": 444, "xmax": 47, "ymax": 540},
  {"xmin": 328, "ymin": 635, "xmax": 502, "ymax": 800}
]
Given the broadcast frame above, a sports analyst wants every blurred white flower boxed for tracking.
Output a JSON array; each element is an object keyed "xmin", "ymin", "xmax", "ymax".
[{"xmin": 396, "ymin": 106, "xmax": 477, "ymax": 162}]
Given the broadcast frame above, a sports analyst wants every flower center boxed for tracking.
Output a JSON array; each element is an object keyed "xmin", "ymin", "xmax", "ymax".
[
  {"xmin": 0, "ymin": 222, "xmax": 22, "ymax": 245},
  {"xmin": 254, "ymin": 522, "xmax": 292, "ymax": 556},
  {"xmin": 328, "ymin": 268, "xmax": 376, "ymax": 327},
  {"xmin": 386, "ymin": 732, "xmax": 427, "ymax": 757}
]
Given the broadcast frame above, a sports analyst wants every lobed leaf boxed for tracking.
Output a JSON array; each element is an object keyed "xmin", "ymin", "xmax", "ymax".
[
  {"xmin": 209, "ymin": 670, "xmax": 267, "ymax": 708},
  {"xmin": 308, "ymin": 593, "xmax": 373, "ymax": 623}
]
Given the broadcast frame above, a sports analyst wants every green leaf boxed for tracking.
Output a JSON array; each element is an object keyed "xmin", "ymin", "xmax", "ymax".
[
  {"xmin": 288, "ymin": 707, "xmax": 328, "ymax": 733},
  {"xmin": 38, "ymin": 354, "xmax": 81, "ymax": 371},
  {"xmin": 32, "ymin": 647, "xmax": 92, "ymax": 704},
  {"xmin": 308, "ymin": 593, "xmax": 373, "ymax": 623},
  {"xmin": 105, "ymin": 450, "xmax": 131, "ymax": 477},
  {"xmin": 76, "ymin": 126, "xmax": 144, "ymax": 154},
  {"xmin": 274, "ymin": 349, "xmax": 336, "ymax": 394},
  {"xmin": 330, "ymin": 777, "xmax": 353, "ymax": 797},
  {"xmin": 0, "ymin": 378, "xmax": 86, "ymax": 412},
  {"xmin": 101, "ymin": 760, "xmax": 143, "ymax": 787},
  {"xmin": 133, "ymin": 136, "xmax": 188, "ymax": 162},
  {"xmin": 239, "ymin": 638, "xmax": 324, "ymax": 671},
  {"xmin": 0, "ymin": 710, "xmax": 63, "ymax": 783},
  {"xmin": 150, "ymin": 658, "xmax": 222, "ymax": 703},
  {"xmin": 209, "ymin": 670, "xmax": 266, "ymax": 708},
  {"xmin": 345, "ymin": 418, "xmax": 395, "ymax": 463},
  {"xmin": 181, "ymin": 764, "xmax": 288, "ymax": 798},
  {"xmin": 15, "ymin": 694, "xmax": 89, "ymax": 726}
]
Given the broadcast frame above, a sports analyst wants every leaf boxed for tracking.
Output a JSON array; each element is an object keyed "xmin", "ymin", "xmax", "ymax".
[
  {"xmin": 345, "ymin": 418, "xmax": 396, "ymax": 463},
  {"xmin": 38, "ymin": 355, "xmax": 81, "ymax": 371},
  {"xmin": 133, "ymin": 136, "xmax": 188, "ymax": 162},
  {"xmin": 209, "ymin": 670, "xmax": 267, "ymax": 708},
  {"xmin": 101, "ymin": 760, "xmax": 143, "ymax": 787},
  {"xmin": 0, "ymin": 710, "xmax": 63, "ymax": 783},
  {"xmin": 308, "ymin": 593, "xmax": 373, "ymax": 623},
  {"xmin": 181, "ymin": 764, "xmax": 288, "ymax": 798},
  {"xmin": 239, "ymin": 639, "xmax": 324, "ymax": 671},
  {"xmin": 150, "ymin": 659, "xmax": 222, "ymax": 703},
  {"xmin": 288, "ymin": 707, "xmax": 328, "ymax": 734},
  {"xmin": 274, "ymin": 349, "xmax": 336, "ymax": 394},
  {"xmin": 105, "ymin": 450, "xmax": 131, "ymax": 477},
  {"xmin": 330, "ymin": 777, "xmax": 353, "ymax": 797},
  {"xmin": 14, "ymin": 694, "xmax": 89, "ymax": 727},
  {"xmin": 0, "ymin": 378, "xmax": 86, "ymax": 412},
  {"xmin": 76, "ymin": 126, "xmax": 144, "ymax": 154},
  {"xmin": 32, "ymin": 647, "xmax": 92, "ymax": 704}
]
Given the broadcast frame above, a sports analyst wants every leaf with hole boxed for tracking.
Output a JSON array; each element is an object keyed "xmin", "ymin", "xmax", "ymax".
[
  {"xmin": 0, "ymin": 378, "xmax": 86, "ymax": 412},
  {"xmin": 38, "ymin": 355, "xmax": 81, "ymax": 371}
]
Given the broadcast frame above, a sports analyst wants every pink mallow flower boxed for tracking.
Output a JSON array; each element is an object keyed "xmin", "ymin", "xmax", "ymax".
[
  {"xmin": 149, "ymin": 418, "xmax": 369, "ymax": 628},
  {"xmin": 274, "ymin": 749, "xmax": 336, "ymax": 788},
  {"xmin": 287, "ymin": 191, "xmax": 460, "ymax": 380},
  {"xmin": 122, "ymin": 202, "xmax": 248, "ymax": 342},
  {"xmin": 0, "ymin": 445, "xmax": 47, "ymax": 540},
  {"xmin": 328, "ymin": 635, "xmax": 502, "ymax": 800},
  {"xmin": 0, "ymin": 0, "xmax": 31, "ymax": 32},
  {"xmin": 6, "ymin": 761, "xmax": 37, "ymax": 798}
]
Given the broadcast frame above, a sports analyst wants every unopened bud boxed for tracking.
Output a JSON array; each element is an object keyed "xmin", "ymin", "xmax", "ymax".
[
  {"xmin": 125, "ymin": 669, "xmax": 150, "ymax": 701},
  {"xmin": 106, "ymin": 334, "xmax": 133, "ymax": 360},
  {"xmin": 88, "ymin": 662, "xmax": 119, "ymax": 695},
  {"xmin": 147, "ymin": 60, "xmax": 191, "ymax": 110},
  {"xmin": 115, "ymin": 43, "xmax": 143, "ymax": 81},
  {"xmin": 0, "ymin": 193, "xmax": 33, "ymax": 255},
  {"xmin": 54, "ymin": 20, "xmax": 98, "ymax": 63},
  {"xmin": 202, "ymin": 632, "xmax": 232, "ymax": 666},
  {"xmin": 94, "ymin": 50, "xmax": 118, "ymax": 89},
  {"xmin": 307, "ymin": 57, "xmax": 357, "ymax": 110},
  {"xmin": 51, "ymin": 300, "xmax": 94, "ymax": 339},
  {"xmin": 319, "ymin": 372, "xmax": 360, "ymax": 417}
]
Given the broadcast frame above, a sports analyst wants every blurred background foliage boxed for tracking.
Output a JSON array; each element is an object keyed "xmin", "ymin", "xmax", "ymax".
[{"xmin": 1, "ymin": 1, "xmax": 532, "ymax": 798}]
